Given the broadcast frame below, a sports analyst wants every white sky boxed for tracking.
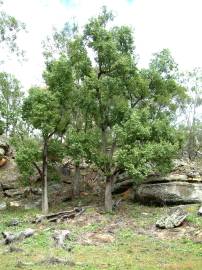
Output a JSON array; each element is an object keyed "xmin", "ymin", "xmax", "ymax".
[{"xmin": 1, "ymin": 0, "xmax": 202, "ymax": 89}]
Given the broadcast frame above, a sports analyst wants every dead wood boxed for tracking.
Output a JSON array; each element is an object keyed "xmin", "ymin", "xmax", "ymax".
[
  {"xmin": 33, "ymin": 207, "xmax": 85, "ymax": 223},
  {"xmin": 2, "ymin": 228, "xmax": 35, "ymax": 244}
]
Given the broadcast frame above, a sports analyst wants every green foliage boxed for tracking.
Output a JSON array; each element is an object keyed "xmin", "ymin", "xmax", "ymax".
[
  {"xmin": 48, "ymin": 138, "xmax": 65, "ymax": 162},
  {"xmin": 0, "ymin": 72, "xmax": 23, "ymax": 136},
  {"xmin": 116, "ymin": 108, "xmax": 182, "ymax": 179},
  {"xmin": 0, "ymin": 1, "xmax": 26, "ymax": 56},
  {"xmin": 77, "ymin": 7, "xmax": 186, "ymax": 184},
  {"xmin": 149, "ymin": 48, "xmax": 178, "ymax": 79},
  {"xmin": 0, "ymin": 119, "xmax": 4, "ymax": 134},
  {"xmin": 13, "ymin": 137, "xmax": 41, "ymax": 183},
  {"xmin": 22, "ymin": 87, "xmax": 61, "ymax": 138}
]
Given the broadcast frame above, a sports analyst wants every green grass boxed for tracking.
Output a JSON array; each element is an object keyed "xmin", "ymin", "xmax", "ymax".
[{"xmin": 0, "ymin": 203, "xmax": 202, "ymax": 270}]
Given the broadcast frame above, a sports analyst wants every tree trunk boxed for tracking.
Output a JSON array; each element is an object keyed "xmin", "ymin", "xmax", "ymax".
[
  {"xmin": 105, "ymin": 175, "xmax": 113, "ymax": 212},
  {"xmin": 42, "ymin": 139, "xmax": 48, "ymax": 214},
  {"xmin": 73, "ymin": 164, "xmax": 80, "ymax": 198}
]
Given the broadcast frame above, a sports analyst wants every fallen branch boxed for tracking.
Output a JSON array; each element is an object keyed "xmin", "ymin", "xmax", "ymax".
[
  {"xmin": 2, "ymin": 228, "xmax": 35, "ymax": 245},
  {"xmin": 33, "ymin": 207, "xmax": 85, "ymax": 224}
]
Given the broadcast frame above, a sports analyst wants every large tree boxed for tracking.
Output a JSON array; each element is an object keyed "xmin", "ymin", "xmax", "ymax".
[{"xmin": 76, "ymin": 7, "xmax": 186, "ymax": 211}]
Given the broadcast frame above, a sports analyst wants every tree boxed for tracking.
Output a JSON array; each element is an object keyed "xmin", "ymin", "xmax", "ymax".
[
  {"xmin": 0, "ymin": 72, "xmax": 23, "ymax": 137},
  {"xmin": 22, "ymin": 87, "xmax": 61, "ymax": 214},
  {"xmin": 0, "ymin": 1, "xmax": 25, "ymax": 58},
  {"xmin": 77, "ymin": 7, "xmax": 186, "ymax": 211},
  {"xmin": 149, "ymin": 48, "xmax": 178, "ymax": 80},
  {"xmin": 43, "ymin": 25, "xmax": 91, "ymax": 197},
  {"xmin": 179, "ymin": 68, "xmax": 202, "ymax": 159}
]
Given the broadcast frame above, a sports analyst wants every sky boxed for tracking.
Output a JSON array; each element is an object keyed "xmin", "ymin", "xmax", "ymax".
[{"xmin": 1, "ymin": 0, "xmax": 202, "ymax": 89}]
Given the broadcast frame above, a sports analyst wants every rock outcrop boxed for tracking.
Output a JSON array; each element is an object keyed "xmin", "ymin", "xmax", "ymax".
[{"xmin": 136, "ymin": 160, "xmax": 202, "ymax": 205}]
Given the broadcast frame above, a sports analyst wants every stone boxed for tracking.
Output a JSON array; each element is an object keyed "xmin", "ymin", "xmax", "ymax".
[
  {"xmin": 145, "ymin": 174, "xmax": 188, "ymax": 183},
  {"xmin": 0, "ymin": 148, "xmax": 5, "ymax": 156},
  {"xmin": 1, "ymin": 182, "xmax": 18, "ymax": 191},
  {"xmin": 9, "ymin": 201, "xmax": 22, "ymax": 208},
  {"xmin": 156, "ymin": 207, "xmax": 187, "ymax": 229},
  {"xmin": 0, "ymin": 159, "xmax": 20, "ymax": 188},
  {"xmin": 136, "ymin": 182, "xmax": 202, "ymax": 205},
  {"xmin": 24, "ymin": 201, "xmax": 40, "ymax": 210},
  {"xmin": 7, "ymin": 218, "xmax": 20, "ymax": 226},
  {"xmin": 0, "ymin": 201, "xmax": 7, "ymax": 211},
  {"xmin": 198, "ymin": 206, "xmax": 202, "ymax": 216},
  {"xmin": 4, "ymin": 189, "xmax": 24, "ymax": 198}
]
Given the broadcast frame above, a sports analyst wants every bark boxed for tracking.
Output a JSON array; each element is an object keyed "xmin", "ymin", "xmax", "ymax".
[
  {"xmin": 105, "ymin": 175, "xmax": 113, "ymax": 212},
  {"xmin": 73, "ymin": 164, "xmax": 80, "ymax": 198},
  {"xmin": 42, "ymin": 139, "xmax": 48, "ymax": 215}
]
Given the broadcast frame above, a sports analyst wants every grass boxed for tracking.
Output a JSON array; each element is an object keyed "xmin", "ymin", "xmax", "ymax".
[{"xmin": 0, "ymin": 202, "xmax": 202, "ymax": 270}]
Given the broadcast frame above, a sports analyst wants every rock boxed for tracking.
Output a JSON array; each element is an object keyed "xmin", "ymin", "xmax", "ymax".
[
  {"xmin": 0, "ymin": 201, "xmax": 7, "ymax": 211},
  {"xmin": 9, "ymin": 201, "xmax": 22, "ymax": 208},
  {"xmin": 198, "ymin": 206, "xmax": 202, "ymax": 216},
  {"xmin": 1, "ymin": 182, "xmax": 18, "ymax": 191},
  {"xmin": 145, "ymin": 174, "xmax": 188, "ymax": 183},
  {"xmin": 24, "ymin": 201, "xmax": 40, "ymax": 210},
  {"xmin": 0, "ymin": 148, "xmax": 5, "ymax": 156},
  {"xmin": 7, "ymin": 218, "xmax": 20, "ymax": 226},
  {"xmin": 4, "ymin": 189, "xmax": 24, "ymax": 198},
  {"xmin": 156, "ymin": 207, "xmax": 187, "ymax": 229},
  {"xmin": 0, "ymin": 159, "xmax": 20, "ymax": 189},
  {"xmin": 136, "ymin": 182, "xmax": 202, "ymax": 205}
]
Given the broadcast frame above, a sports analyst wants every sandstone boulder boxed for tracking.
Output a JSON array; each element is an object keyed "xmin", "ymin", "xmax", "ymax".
[
  {"xmin": 156, "ymin": 207, "xmax": 187, "ymax": 229},
  {"xmin": 136, "ymin": 160, "xmax": 202, "ymax": 205},
  {"xmin": 136, "ymin": 182, "xmax": 202, "ymax": 205}
]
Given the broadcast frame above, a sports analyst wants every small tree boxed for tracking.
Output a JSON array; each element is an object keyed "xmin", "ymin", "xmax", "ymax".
[{"xmin": 22, "ymin": 87, "xmax": 61, "ymax": 214}]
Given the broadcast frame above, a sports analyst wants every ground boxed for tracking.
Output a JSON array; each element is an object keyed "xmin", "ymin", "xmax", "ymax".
[{"xmin": 0, "ymin": 197, "xmax": 202, "ymax": 270}]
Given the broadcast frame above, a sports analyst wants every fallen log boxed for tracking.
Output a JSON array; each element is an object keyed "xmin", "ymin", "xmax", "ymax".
[
  {"xmin": 53, "ymin": 230, "xmax": 70, "ymax": 248},
  {"xmin": 2, "ymin": 228, "xmax": 35, "ymax": 244},
  {"xmin": 33, "ymin": 207, "xmax": 85, "ymax": 223}
]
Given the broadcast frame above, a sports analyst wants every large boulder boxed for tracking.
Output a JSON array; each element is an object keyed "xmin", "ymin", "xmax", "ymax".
[
  {"xmin": 136, "ymin": 182, "xmax": 202, "ymax": 205},
  {"xmin": 136, "ymin": 160, "xmax": 202, "ymax": 205}
]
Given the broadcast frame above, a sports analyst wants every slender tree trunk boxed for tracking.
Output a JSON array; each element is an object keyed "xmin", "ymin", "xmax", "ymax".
[
  {"xmin": 105, "ymin": 175, "xmax": 113, "ymax": 212},
  {"xmin": 42, "ymin": 139, "xmax": 48, "ymax": 214},
  {"xmin": 73, "ymin": 163, "xmax": 80, "ymax": 198}
]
